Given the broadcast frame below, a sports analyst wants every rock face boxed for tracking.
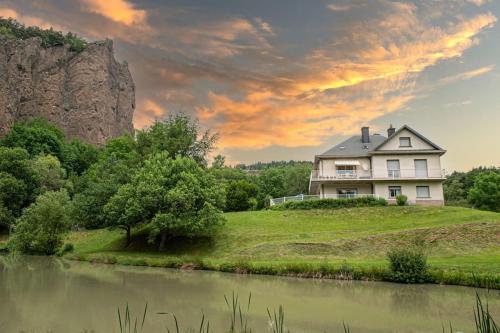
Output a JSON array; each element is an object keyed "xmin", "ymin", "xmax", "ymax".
[{"xmin": 0, "ymin": 36, "xmax": 135, "ymax": 145}]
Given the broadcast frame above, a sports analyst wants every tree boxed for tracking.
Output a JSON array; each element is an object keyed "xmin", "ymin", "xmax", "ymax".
[
  {"xmin": 0, "ymin": 172, "xmax": 28, "ymax": 219},
  {"xmin": 444, "ymin": 167, "xmax": 499, "ymax": 204},
  {"xmin": 103, "ymin": 184, "xmax": 143, "ymax": 246},
  {"xmin": 106, "ymin": 153, "xmax": 226, "ymax": 250},
  {"xmin": 226, "ymin": 180, "xmax": 259, "ymax": 212},
  {"xmin": 0, "ymin": 118, "xmax": 65, "ymax": 161},
  {"xmin": 212, "ymin": 154, "xmax": 226, "ymax": 168},
  {"xmin": 136, "ymin": 113, "xmax": 218, "ymax": 165},
  {"xmin": 70, "ymin": 135, "xmax": 141, "ymax": 229},
  {"xmin": 468, "ymin": 172, "xmax": 500, "ymax": 212},
  {"xmin": 31, "ymin": 155, "xmax": 66, "ymax": 193},
  {"xmin": 8, "ymin": 189, "xmax": 71, "ymax": 255},
  {"xmin": 61, "ymin": 139, "xmax": 98, "ymax": 175}
]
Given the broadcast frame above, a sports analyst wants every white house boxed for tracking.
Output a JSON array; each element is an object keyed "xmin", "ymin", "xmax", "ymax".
[{"xmin": 309, "ymin": 125, "xmax": 446, "ymax": 205}]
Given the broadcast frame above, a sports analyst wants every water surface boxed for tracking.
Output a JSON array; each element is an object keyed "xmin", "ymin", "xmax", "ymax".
[{"xmin": 0, "ymin": 256, "xmax": 498, "ymax": 333}]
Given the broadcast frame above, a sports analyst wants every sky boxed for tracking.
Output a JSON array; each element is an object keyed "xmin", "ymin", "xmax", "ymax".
[{"xmin": 1, "ymin": 0, "xmax": 499, "ymax": 171}]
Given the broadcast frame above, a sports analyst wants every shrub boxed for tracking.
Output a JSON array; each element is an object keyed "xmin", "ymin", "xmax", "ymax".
[
  {"xmin": 396, "ymin": 194, "xmax": 407, "ymax": 206},
  {"xmin": 8, "ymin": 189, "xmax": 71, "ymax": 255},
  {"xmin": 271, "ymin": 196, "xmax": 387, "ymax": 210},
  {"xmin": 387, "ymin": 248, "xmax": 429, "ymax": 283},
  {"xmin": 56, "ymin": 242, "xmax": 74, "ymax": 256},
  {"xmin": 0, "ymin": 18, "xmax": 87, "ymax": 52}
]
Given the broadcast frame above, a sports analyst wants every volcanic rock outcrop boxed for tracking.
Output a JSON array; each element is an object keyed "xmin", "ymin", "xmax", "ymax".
[{"xmin": 0, "ymin": 36, "xmax": 135, "ymax": 145}]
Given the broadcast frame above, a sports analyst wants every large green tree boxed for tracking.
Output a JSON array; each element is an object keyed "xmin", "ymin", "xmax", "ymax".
[
  {"xmin": 468, "ymin": 172, "xmax": 500, "ymax": 212},
  {"xmin": 71, "ymin": 135, "xmax": 141, "ymax": 229},
  {"xmin": 31, "ymin": 155, "xmax": 66, "ymax": 193},
  {"xmin": 0, "ymin": 118, "xmax": 65, "ymax": 161},
  {"xmin": 105, "ymin": 153, "xmax": 226, "ymax": 250},
  {"xmin": 136, "ymin": 113, "xmax": 218, "ymax": 165}
]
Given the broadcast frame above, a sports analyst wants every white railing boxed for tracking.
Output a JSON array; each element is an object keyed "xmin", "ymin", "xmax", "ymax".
[
  {"xmin": 311, "ymin": 168, "xmax": 446, "ymax": 181},
  {"xmin": 269, "ymin": 194, "xmax": 379, "ymax": 206}
]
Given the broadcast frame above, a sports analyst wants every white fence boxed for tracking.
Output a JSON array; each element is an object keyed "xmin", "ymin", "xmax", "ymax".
[{"xmin": 269, "ymin": 194, "xmax": 380, "ymax": 206}]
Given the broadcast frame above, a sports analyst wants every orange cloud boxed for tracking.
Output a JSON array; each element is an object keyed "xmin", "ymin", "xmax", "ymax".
[
  {"xmin": 80, "ymin": 0, "xmax": 147, "ymax": 26},
  {"xmin": 0, "ymin": 7, "xmax": 64, "ymax": 30},
  {"xmin": 134, "ymin": 99, "xmax": 166, "ymax": 128}
]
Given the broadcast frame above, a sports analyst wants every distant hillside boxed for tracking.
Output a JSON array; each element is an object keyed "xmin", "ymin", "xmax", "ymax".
[
  {"xmin": 0, "ymin": 18, "xmax": 135, "ymax": 145},
  {"xmin": 236, "ymin": 160, "xmax": 312, "ymax": 171}
]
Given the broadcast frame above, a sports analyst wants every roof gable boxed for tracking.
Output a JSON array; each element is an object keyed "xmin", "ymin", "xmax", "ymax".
[{"xmin": 373, "ymin": 125, "xmax": 443, "ymax": 151}]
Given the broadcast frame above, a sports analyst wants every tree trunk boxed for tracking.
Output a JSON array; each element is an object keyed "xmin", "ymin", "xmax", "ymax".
[
  {"xmin": 159, "ymin": 231, "xmax": 168, "ymax": 252},
  {"xmin": 125, "ymin": 227, "xmax": 131, "ymax": 247}
]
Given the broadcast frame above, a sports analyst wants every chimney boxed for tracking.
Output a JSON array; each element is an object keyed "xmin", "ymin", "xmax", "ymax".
[
  {"xmin": 361, "ymin": 127, "xmax": 370, "ymax": 143},
  {"xmin": 387, "ymin": 124, "xmax": 396, "ymax": 137}
]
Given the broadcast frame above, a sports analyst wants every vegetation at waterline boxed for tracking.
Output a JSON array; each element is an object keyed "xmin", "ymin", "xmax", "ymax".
[
  {"xmin": 0, "ymin": 17, "xmax": 88, "ymax": 52},
  {"xmin": 113, "ymin": 292, "xmax": 498, "ymax": 333},
  {"xmin": 65, "ymin": 206, "xmax": 500, "ymax": 288}
]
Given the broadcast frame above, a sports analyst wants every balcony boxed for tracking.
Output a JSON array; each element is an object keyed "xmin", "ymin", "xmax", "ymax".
[{"xmin": 310, "ymin": 168, "xmax": 446, "ymax": 181}]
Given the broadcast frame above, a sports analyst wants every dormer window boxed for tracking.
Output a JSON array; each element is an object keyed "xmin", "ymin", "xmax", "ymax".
[{"xmin": 399, "ymin": 137, "xmax": 411, "ymax": 147}]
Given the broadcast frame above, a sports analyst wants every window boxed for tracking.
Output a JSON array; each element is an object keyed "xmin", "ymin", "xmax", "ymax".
[
  {"xmin": 399, "ymin": 137, "xmax": 411, "ymax": 147},
  {"xmin": 337, "ymin": 188, "xmax": 357, "ymax": 198},
  {"xmin": 387, "ymin": 160, "xmax": 400, "ymax": 178},
  {"xmin": 416, "ymin": 186, "xmax": 430, "ymax": 198},
  {"xmin": 388, "ymin": 186, "xmax": 402, "ymax": 198},
  {"xmin": 336, "ymin": 165, "xmax": 356, "ymax": 178},
  {"xmin": 414, "ymin": 159, "xmax": 428, "ymax": 178}
]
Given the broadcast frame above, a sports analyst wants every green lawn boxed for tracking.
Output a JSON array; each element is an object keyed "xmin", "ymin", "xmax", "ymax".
[{"xmin": 66, "ymin": 206, "xmax": 500, "ymax": 287}]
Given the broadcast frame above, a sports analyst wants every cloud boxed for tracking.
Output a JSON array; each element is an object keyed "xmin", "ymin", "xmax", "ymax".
[
  {"xmin": 0, "ymin": 7, "xmax": 65, "ymax": 30},
  {"xmin": 133, "ymin": 99, "xmax": 166, "ymax": 128},
  {"xmin": 438, "ymin": 65, "xmax": 495, "ymax": 85},
  {"xmin": 467, "ymin": 0, "xmax": 487, "ymax": 6},
  {"xmin": 80, "ymin": 0, "xmax": 147, "ymax": 26},
  {"xmin": 198, "ymin": 8, "xmax": 497, "ymax": 150},
  {"xmin": 254, "ymin": 17, "xmax": 274, "ymax": 35},
  {"xmin": 327, "ymin": 4, "xmax": 359, "ymax": 12}
]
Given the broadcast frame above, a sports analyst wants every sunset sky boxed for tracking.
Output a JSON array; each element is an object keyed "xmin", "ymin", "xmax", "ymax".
[{"xmin": 1, "ymin": 0, "xmax": 499, "ymax": 171}]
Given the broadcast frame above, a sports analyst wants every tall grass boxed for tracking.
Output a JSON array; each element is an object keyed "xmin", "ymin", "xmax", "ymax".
[{"xmin": 111, "ymin": 292, "xmax": 498, "ymax": 333}]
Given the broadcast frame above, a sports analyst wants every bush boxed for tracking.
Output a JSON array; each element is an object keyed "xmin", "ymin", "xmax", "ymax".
[
  {"xmin": 396, "ymin": 194, "xmax": 407, "ymax": 206},
  {"xmin": 271, "ymin": 196, "xmax": 387, "ymax": 210},
  {"xmin": 0, "ymin": 18, "xmax": 88, "ymax": 52},
  {"xmin": 8, "ymin": 189, "xmax": 71, "ymax": 255},
  {"xmin": 56, "ymin": 242, "xmax": 74, "ymax": 256},
  {"xmin": 387, "ymin": 248, "xmax": 429, "ymax": 283}
]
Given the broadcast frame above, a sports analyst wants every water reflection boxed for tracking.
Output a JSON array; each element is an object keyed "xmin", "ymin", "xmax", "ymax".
[{"xmin": 0, "ymin": 255, "xmax": 498, "ymax": 333}]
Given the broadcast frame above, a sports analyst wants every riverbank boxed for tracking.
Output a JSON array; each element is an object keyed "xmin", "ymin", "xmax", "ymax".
[{"xmin": 63, "ymin": 206, "xmax": 500, "ymax": 288}]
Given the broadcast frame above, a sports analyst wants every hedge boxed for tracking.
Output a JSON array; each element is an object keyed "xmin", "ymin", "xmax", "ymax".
[{"xmin": 270, "ymin": 196, "xmax": 388, "ymax": 210}]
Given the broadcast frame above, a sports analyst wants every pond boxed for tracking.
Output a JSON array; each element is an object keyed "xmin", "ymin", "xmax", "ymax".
[{"xmin": 0, "ymin": 256, "xmax": 498, "ymax": 333}]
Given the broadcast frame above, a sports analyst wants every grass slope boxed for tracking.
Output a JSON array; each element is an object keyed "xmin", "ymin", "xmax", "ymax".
[{"xmin": 66, "ymin": 206, "xmax": 500, "ymax": 287}]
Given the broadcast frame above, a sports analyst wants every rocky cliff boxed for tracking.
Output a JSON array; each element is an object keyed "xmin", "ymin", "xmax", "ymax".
[{"xmin": 0, "ymin": 36, "xmax": 135, "ymax": 145}]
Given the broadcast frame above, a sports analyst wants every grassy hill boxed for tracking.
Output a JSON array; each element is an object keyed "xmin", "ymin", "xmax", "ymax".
[{"xmin": 66, "ymin": 206, "xmax": 500, "ymax": 287}]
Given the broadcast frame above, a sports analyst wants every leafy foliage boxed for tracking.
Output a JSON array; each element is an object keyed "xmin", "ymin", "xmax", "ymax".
[
  {"xmin": 136, "ymin": 113, "xmax": 218, "ymax": 166},
  {"xmin": 444, "ymin": 167, "xmax": 499, "ymax": 204},
  {"xmin": 61, "ymin": 139, "xmax": 99, "ymax": 175},
  {"xmin": 105, "ymin": 153, "xmax": 226, "ymax": 250},
  {"xmin": 0, "ymin": 118, "xmax": 65, "ymax": 161},
  {"xmin": 31, "ymin": 155, "xmax": 66, "ymax": 193},
  {"xmin": 387, "ymin": 247, "xmax": 429, "ymax": 283},
  {"xmin": 468, "ymin": 172, "xmax": 500, "ymax": 212},
  {"xmin": 71, "ymin": 136, "xmax": 141, "ymax": 229},
  {"xmin": 8, "ymin": 189, "xmax": 71, "ymax": 254},
  {"xmin": 0, "ymin": 18, "xmax": 88, "ymax": 52},
  {"xmin": 225, "ymin": 180, "xmax": 259, "ymax": 212},
  {"xmin": 271, "ymin": 196, "xmax": 387, "ymax": 210}
]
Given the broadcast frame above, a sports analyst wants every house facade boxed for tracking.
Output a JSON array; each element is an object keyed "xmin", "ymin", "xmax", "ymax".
[{"xmin": 309, "ymin": 125, "xmax": 446, "ymax": 205}]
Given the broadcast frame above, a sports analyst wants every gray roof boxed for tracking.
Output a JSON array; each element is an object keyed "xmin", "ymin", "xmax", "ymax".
[{"xmin": 318, "ymin": 134, "xmax": 387, "ymax": 157}]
